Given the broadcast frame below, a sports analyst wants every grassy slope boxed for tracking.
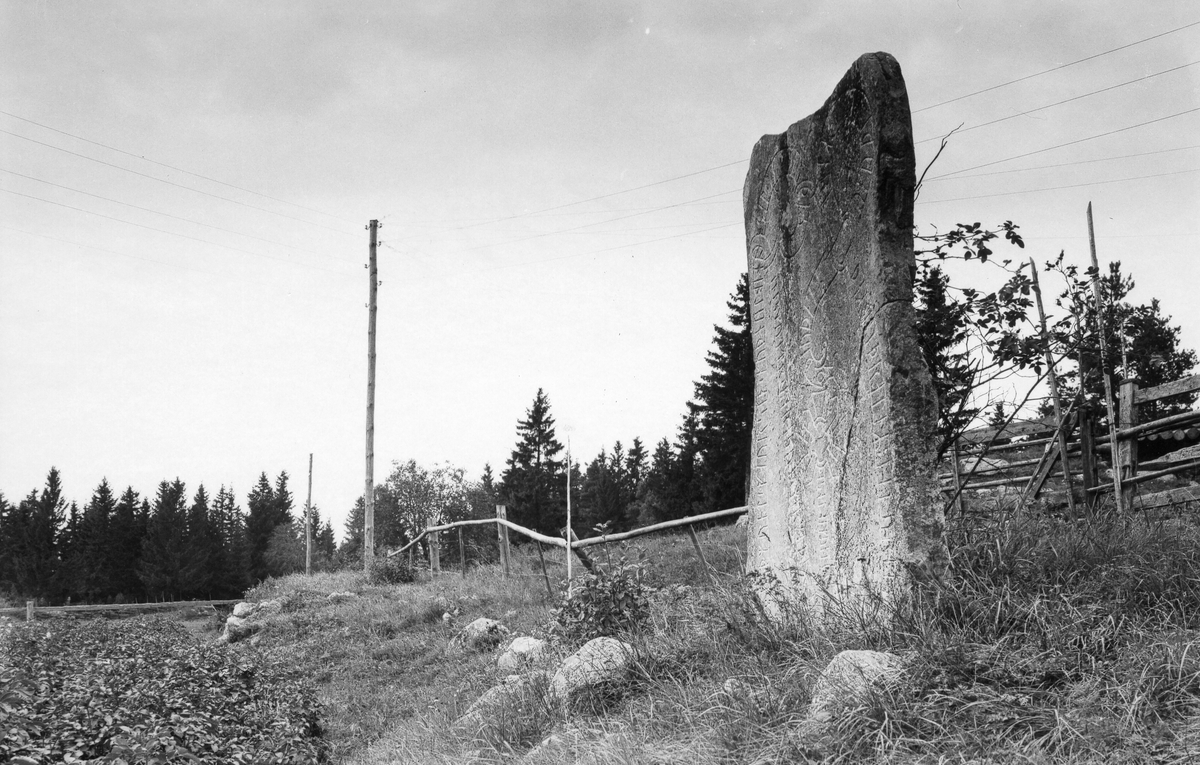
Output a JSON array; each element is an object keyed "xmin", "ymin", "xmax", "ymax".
[{"xmin": 248, "ymin": 503, "xmax": 1200, "ymax": 764}]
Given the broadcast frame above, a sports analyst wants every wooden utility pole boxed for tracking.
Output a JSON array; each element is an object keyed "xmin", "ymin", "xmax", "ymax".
[
  {"xmin": 305, "ymin": 453, "xmax": 313, "ymax": 576},
  {"xmin": 1087, "ymin": 203, "xmax": 1124, "ymax": 513},
  {"xmin": 1029, "ymin": 259, "xmax": 1076, "ymax": 514},
  {"xmin": 364, "ymin": 219, "xmax": 379, "ymax": 569}
]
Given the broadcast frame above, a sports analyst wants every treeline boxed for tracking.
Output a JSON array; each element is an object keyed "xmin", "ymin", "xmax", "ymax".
[{"xmin": 0, "ymin": 469, "xmax": 336, "ymax": 605}]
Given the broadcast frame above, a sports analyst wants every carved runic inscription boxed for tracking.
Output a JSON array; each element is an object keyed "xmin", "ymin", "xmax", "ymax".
[{"xmin": 743, "ymin": 53, "xmax": 947, "ymax": 617}]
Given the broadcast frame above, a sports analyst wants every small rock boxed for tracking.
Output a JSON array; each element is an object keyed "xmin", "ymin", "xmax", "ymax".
[
  {"xmin": 735, "ymin": 513, "xmax": 748, "ymax": 529},
  {"xmin": 222, "ymin": 615, "xmax": 259, "ymax": 644},
  {"xmin": 327, "ymin": 591, "xmax": 358, "ymax": 602},
  {"xmin": 497, "ymin": 635, "xmax": 548, "ymax": 673},
  {"xmin": 453, "ymin": 670, "xmax": 552, "ymax": 745},
  {"xmin": 550, "ymin": 636, "xmax": 634, "ymax": 705},
  {"xmin": 442, "ymin": 612, "xmax": 452, "ymax": 623},
  {"xmin": 451, "ymin": 617, "xmax": 510, "ymax": 651},
  {"xmin": 249, "ymin": 633, "xmax": 263, "ymax": 647},
  {"xmin": 257, "ymin": 598, "xmax": 283, "ymax": 615},
  {"xmin": 806, "ymin": 649, "xmax": 905, "ymax": 724},
  {"xmin": 232, "ymin": 602, "xmax": 256, "ymax": 618}
]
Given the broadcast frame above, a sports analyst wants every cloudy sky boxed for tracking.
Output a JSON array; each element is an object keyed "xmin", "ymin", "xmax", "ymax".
[{"xmin": 2, "ymin": 1, "xmax": 1197, "ymax": 538}]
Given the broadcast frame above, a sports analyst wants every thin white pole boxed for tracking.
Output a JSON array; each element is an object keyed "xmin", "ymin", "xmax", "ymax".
[{"xmin": 566, "ymin": 437, "xmax": 572, "ymax": 597}]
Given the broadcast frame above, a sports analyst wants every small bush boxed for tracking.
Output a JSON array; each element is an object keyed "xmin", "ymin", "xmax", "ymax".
[
  {"xmin": 553, "ymin": 550, "xmax": 650, "ymax": 646},
  {"xmin": 368, "ymin": 554, "xmax": 416, "ymax": 585}
]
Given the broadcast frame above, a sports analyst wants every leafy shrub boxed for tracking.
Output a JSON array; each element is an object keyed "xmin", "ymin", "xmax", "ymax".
[
  {"xmin": 368, "ymin": 554, "xmax": 416, "ymax": 585},
  {"xmin": 0, "ymin": 616, "xmax": 327, "ymax": 763},
  {"xmin": 552, "ymin": 550, "xmax": 650, "ymax": 646}
]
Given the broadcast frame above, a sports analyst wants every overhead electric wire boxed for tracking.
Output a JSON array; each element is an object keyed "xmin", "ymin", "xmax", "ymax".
[
  {"xmin": 0, "ymin": 167, "xmax": 350, "ymax": 265},
  {"xmin": 0, "ymin": 128, "xmax": 354, "ymax": 236},
  {"xmin": 927, "ymin": 106, "xmax": 1200, "ymax": 180},
  {"xmin": 912, "ymin": 18, "xmax": 1200, "ymax": 113},
  {"xmin": 922, "ymin": 144, "xmax": 1200, "ymax": 181},
  {"xmin": 0, "ymin": 222, "xmax": 217, "ymax": 276},
  {"xmin": 919, "ymin": 166, "xmax": 1200, "ymax": 204},
  {"xmin": 0, "ymin": 108, "xmax": 354, "ymax": 225},
  {"xmin": 914, "ymin": 60, "xmax": 1200, "ymax": 145},
  {"xmin": 462, "ymin": 188, "xmax": 741, "ymax": 253},
  {"xmin": 0, "ymin": 186, "xmax": 355, "ymax": 276},
  {"xmin": 455, "ymin": 160, "xmax": 747, "ymax": 230}
]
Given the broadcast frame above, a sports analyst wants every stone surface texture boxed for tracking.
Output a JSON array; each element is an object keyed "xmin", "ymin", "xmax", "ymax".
[
  {"xmin": 451, "ymin": 617, "xmax": 511, "ymax": 652},
  {"xmin": 743, "ymin": 51, "xmax": 946, "ymax": 615},
  {"xmin": 497, "ymin": 635, "xmax": 549, "ymax": 674},
  {"xmin": 807, "ymin": 649, "xmax": 905, "ymax": 723},
  {"xmin": 549, "ymin": 636, "xmax": 634, "ymax": 705}
]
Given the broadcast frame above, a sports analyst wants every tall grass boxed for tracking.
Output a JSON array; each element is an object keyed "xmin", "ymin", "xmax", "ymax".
[{"xmin": 245, "ymin": 505, "xmax": 1200, "ymax": 763}]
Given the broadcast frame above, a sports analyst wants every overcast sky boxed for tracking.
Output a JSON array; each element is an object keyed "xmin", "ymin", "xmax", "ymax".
[{"xmin": 2, "ymin": 1, "xmax": 1197, "ymax": 539}]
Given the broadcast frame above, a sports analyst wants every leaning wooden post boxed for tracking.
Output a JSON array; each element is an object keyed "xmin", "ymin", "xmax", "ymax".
[
  {"xmin": 26, "ymin": 600, "xmax": 34, "ymax": 622},
  {"xmin": 949, "ymin": 439, "xmax": 965, "ymax": 516},
  {"xmin": 686, "ymin": 525, "xmax": 715, "ymax": 582},
  {"xmin": 1030, "ymin": 258, "xmax": 1076, "ymax": 514},
  {"xmin": 458, "ymin": 527, "xmax": 466, "ymax": 579},
  {"xmin": 495, "ymin": 505, "xmax": 510, "ymax": 578},
  {"xmin": 1118, "ymin": 380, "xmax": 1139, "ymax": 510},
  {"xmin": 1087, "ymin": 202, "xmax": 1125, "ymax": 513}
]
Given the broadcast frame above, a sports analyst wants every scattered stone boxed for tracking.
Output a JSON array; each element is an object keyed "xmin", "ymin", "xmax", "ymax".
[
  {"xmin": 452, "ymin": 670, "xmax": 552, "ymax": 745},
  {"xmin": 497, "ymin": 636, "xmax": 549, "ymax": 673},
  {"xmin": 451, "ymin": 617, "xmax": 510, "ymax": 652},
  {"xmin": 327, "ymin": 591, "xmax": 358, "ymax": 602},
  {"xmin": 257, "ymin": 598, "xmax": 282, "ymax": 615},
  {"xmin": 232, "ymin": 602, "xmax": 256, "ymax": 618},
  {"xmin": 221, "ymin": 615, "xmax": 259, "ymax": 644},
  {"xmin": 550, "ymin": 636, "xmax": 634, "ymax": 706},
  {"xmin": 442, "ymin": 612, "xmax": 453, "ymax": 623},
  {"xmin": 734, "ymin": 513, "xmax": 748, "ymax": 529},
  {"xmin": 806, "ymin": 650, "xmax": 905, "ymax": 724},
  {"xmin": 743, "ymin": 52, "xmax": 946, "ymax": 618}
]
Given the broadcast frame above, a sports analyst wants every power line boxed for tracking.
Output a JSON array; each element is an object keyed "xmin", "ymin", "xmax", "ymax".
[
  {"xmin": 913, "ymin": 19, "xmax": 1200, "ymax": 113},
  {"xmin": 0, "ymin": 128, "xmax": 355, "ymax": 236},
  {"xmin": 453, "ymin": 160, "xmax": 747, "ymax": 230},
  {"xmin": 462, "ymin": 188, "xmax": 741, "ymax": 253},
  {"xmin": 927, "ymin": 106, "xmax": 1200, "ymax": 180},
  {"xmin": 0, "ymin": 108, "xmax": 354, "ymax": 225},
  {"xmin": 0, "ymin": 186, "xmax": 355, "ymax": 276},
  {"xmin": 0, "ymin": 167, "xmax": 351, "ymax": 265},
  {"xmin": 919, "ymin": 167, "xmax": 1200, "ymax": 204},
  {"xmin": 466, "ymin": 222, "xmax": 742, "ymax": 275},
  {"xmin": 0, "ymin": 223, "xmax": 217, "ymax": 276},
  {"xmin": 915, "ymin": 60, "xmax": 1200, "ymax": 145},
  {"xmin": 922, "ymin": 144, "xmax": 1200, "ymax": 182}
]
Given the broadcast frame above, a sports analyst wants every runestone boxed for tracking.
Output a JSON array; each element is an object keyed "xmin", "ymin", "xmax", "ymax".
[{"xmin": 742, "ymin": 52, "xmax": 947, "ymax": 617}]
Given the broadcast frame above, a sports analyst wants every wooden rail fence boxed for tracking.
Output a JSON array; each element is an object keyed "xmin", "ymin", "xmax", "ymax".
[
  {"xmin": 942, "ymin": 373, "xmax": 1200, "ymax": 511},
  {"xmin": 386, "ymin": 505, "xmax": 747, "ymax": 594},
  {"xmin": 1, "ymin": 599, "xmax": 241, "ymax": 622}
]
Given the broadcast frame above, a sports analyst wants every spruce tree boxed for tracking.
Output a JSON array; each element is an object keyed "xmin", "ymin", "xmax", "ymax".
[
  {"xmin": 501, "ymin": 389, "xmax": 567, "ymax": 535},
  {"xmin": 77, "ymin": 480, "xmax": 117, "ymax": 602},
  {"xmin": 139, "ymin": 480, "xmax": 189, "ymax": 600},
  {"xmin": 108, "ymin": 487, "xmax": 146, "ymax": 602},
  {"xmin": 182, "ymin": 485, "xmax": 220, "ymax": 598},
  {"xmin": 246, "ymin": 472, "xmax": 293, "ymax": 582},
  {"xmin": 687, "ymin": 274, "xmax": 754, "ymax": 513}
]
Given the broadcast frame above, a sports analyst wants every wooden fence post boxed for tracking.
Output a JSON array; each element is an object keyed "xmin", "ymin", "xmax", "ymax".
[
  {"xmin": 458, "ymin": 527, "xmax": 466, "ymax": 579},
  {"xmin": 1118, "ymin": 380, "xmax": 1139, "ymax": 510},
  {"xmin": 686, "ymin": 525, "xmax": 715, "ymax": 582},
  {"xmin": 429, "ymin": 529, "xmax": 440, "ymax": 576},
  {"xmin": 496, "ymin": 505, "xmax": 510, "ymax": 578},
  {"xmin": 949, "ymin": 440, "xmax": 965, "ymax": 515},
  {"xmin": 26, "ymin": 600, "xmax": 34, "ymax": 622}
]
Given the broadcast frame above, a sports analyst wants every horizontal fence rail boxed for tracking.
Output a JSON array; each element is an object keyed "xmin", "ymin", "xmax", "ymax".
[{"xmin": 2, "ymin": 599, "xmax": 240, "ymax": 622}]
